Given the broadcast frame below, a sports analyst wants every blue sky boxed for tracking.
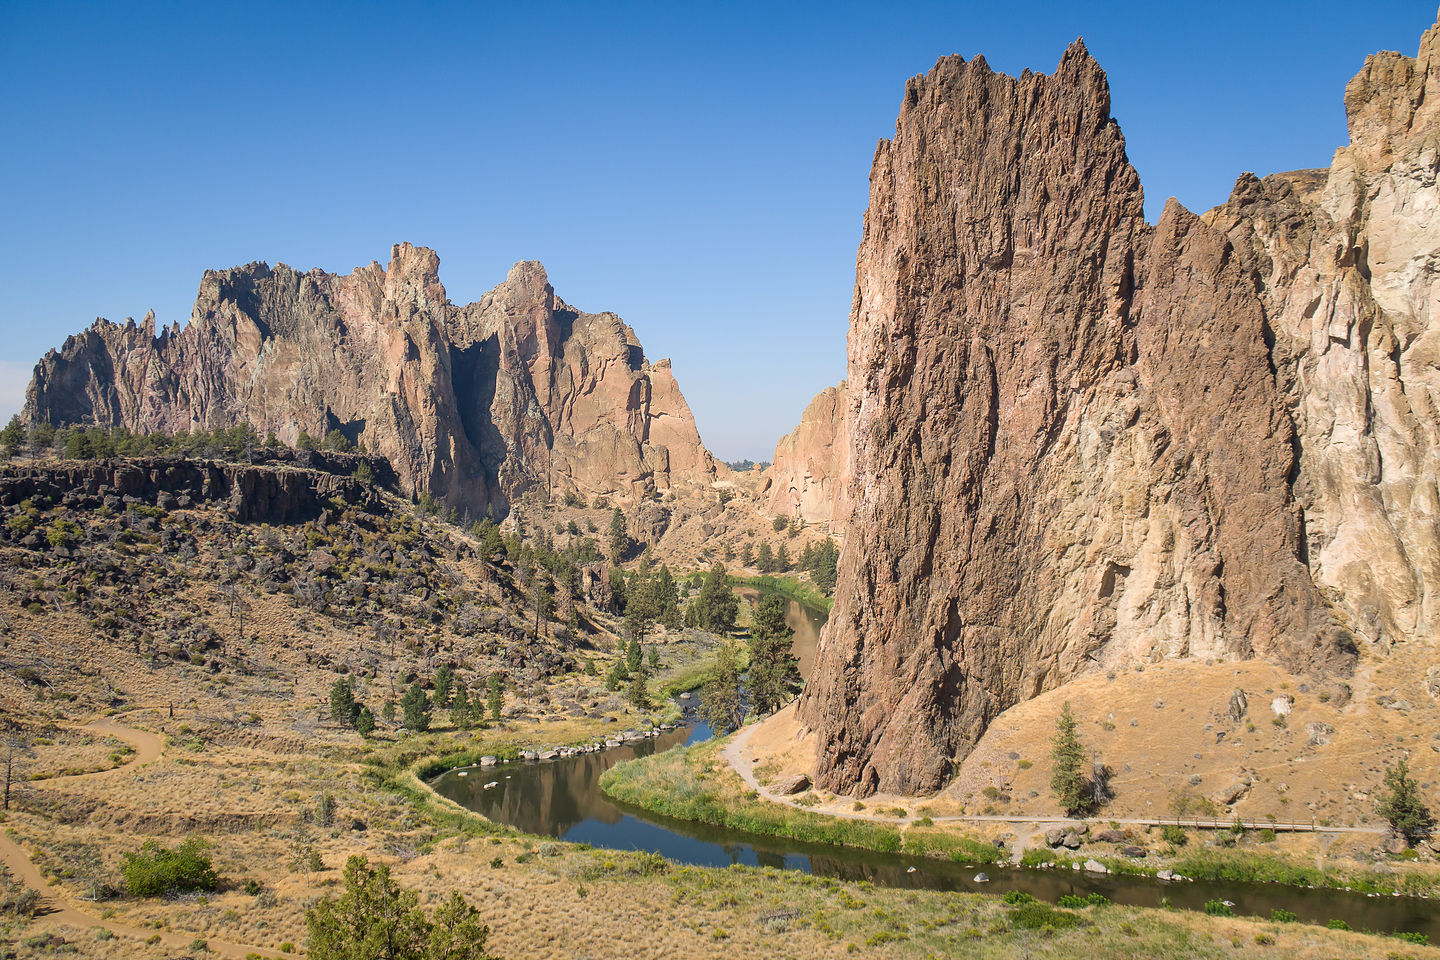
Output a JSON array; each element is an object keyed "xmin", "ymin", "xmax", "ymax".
[{"xmin": 1, "ymin": 1, "xmax": 1433, "ymax": 461}]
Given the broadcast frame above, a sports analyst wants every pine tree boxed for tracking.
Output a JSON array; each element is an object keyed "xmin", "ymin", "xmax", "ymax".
[
  {"xmin": 449, "ymin": 682, "xmax": 471, "ymax": 730},
  {"xmin": 486, "ymin": 674, "xmax": 504, "ymax": 722},
  {"xmin": 355, "ymin": 706, "xmax": 376, "ymax": 738},
  {"xmin": 1050, "ymin": 702, "xmax": 1090, "ymax": 816},
  {"xmin": 747, "ymin": 594, "xmax": 798, "ymax": 715},
  {"xmin": 0, "ymin": 416, "xmax": 23, "ymax": 458},
  {"xmin": 756, "ymin": 542, "xmax": 775, "ymax": 573},
  {"xmin": 1377, "ymin": 759, "xmax": 1435, "ymax": 846},
  {"xmin": 626, "ymin": 670, "xmax": 651, "ymax": 711},
  {"xmin": 401, "ymin": 681, "xmax": 431, "ymax": 733},
  {"xmin": 698, "ymin": 643, "xmax": 745, "ymax": 734},
  {"xmin": 329, "ymin": 678, "xmax": 360, "ymax": 728},
  {"xmin": 696, "ymin": 562, "xmax": 738, "ymax": 633},
  {"xmin": 608, "ymin": 507, "xmax": 628, "ymax": 565},
  {"xmin": 433, "ymin": 665, "xmax": 453, "ymax": 708}
]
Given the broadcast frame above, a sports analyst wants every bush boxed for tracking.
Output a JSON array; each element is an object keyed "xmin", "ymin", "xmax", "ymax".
[
  {"xmin": 1161, "ymin": 824, "xmax": 1187, "ymax": 846},
  {"xmin": 1002, "ymin": 890, "xmax": 1035, "ymax": 905},
  {"xmin": 1326, "ymin": 918, "xmax": 1350, "ymax": 930},
  {"xmin": 1203, "ymin": 899, "xmax": 1233, "ymax": 916},
  {"xmin": 1395, "ymin": 931, "xmax": 1430, "ymax": 945},
  {"xmin": 122, "ymin": 837, "xmax": 219, "ymax": 897},
  {"xmin": 1269, "ymin": 908, "xmax": 1296, "ymax": 923},
  {"xmin": 1008, "ymin": 902, "xmax": 1083, "ymax": 930}
]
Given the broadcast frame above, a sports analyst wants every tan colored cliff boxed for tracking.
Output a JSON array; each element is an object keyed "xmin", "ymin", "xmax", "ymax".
[
  {"xmin": 765, "ymin": 381, "xmax": 850, "ymax": 531},
  {"xmin": 24, "ymin": 251, "xmax": 718, "ymax": 517},
  {"xmin": 802, "ymin": 17, "xmax": 1440, "ymax": 796}
]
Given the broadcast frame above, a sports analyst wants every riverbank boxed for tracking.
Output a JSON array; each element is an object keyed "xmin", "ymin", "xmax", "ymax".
[
  {"xmin": 730, "ymin": 573, "xmax": 833, "ymax": 615},
  {"xmin": 602, "ymin": 728, "xmax": 1440, "ymax": 905}
]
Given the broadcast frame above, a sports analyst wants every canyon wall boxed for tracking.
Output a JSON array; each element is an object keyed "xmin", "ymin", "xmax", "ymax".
[
  {"xmin": 803, "ymin": 19, "xmax": 1440, "ymax": 796},
  {"xmin": 25, "ymin": 250, "xmax": 718, "ymax": 517}
]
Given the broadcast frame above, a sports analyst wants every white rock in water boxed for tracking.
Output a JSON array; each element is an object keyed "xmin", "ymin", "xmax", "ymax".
[
  {"xmin": 973, "ymin": 873, "xmax": 990, "ymax": 883},
  {"xmin": 483, "ymin": 781, "xmax": 499, "ymax": 790},
  {"xmin": 457, "ymin": 771, "xmax": 468, "ymax": 777},
  {"xmin": 1083, "ymin": 859, "xmax": 1109, "ymax": 874}
]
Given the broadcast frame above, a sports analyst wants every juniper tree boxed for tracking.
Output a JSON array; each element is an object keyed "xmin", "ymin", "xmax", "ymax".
[{"xmin": 1377, "ymin": 759, "xmax": 1435, "ymax": 846}]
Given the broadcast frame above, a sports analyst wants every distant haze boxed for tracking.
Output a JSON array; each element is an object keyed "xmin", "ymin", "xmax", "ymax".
[{"xmin": 0, "ymin": 1, "xmax": 1430, "ymax": 461}]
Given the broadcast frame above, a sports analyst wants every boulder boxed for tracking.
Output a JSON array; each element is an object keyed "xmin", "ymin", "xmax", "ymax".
[
  {"xmin": 1121, "ymin": 845, "xmax": 1147, "ymax": 858},
  {"xmin": 1045, "ymin": 827, "xmax": 1067, "ymax": 847},
  {"xmin": 1228, "ymin": 688, "xmax": 1248, "ymax": 722},
  {"xmin": 773, "ymin": 774, "xmax": 811, "ymax": 795}
]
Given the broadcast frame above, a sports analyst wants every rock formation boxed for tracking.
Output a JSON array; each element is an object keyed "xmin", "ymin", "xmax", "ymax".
[
  {"xmin": 24, "ymin": 251, "xmax": 719, "ymax": 518},
  {"xmin": 804, "ymin": 18, "xmax": 1440, "ymax": 796},
  {"xmin": 765, "ymin": 381, "xmax": 850, "ymax": 530}
]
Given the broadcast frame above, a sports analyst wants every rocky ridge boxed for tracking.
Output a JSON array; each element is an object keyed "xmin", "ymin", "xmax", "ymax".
[
  {"xmin": 802, "ymin": 19, "xmax": 1440, "ymax": 796},
  {"xmin": 24, "ymin": 252, "xmax": 720, "ymax": 519},
  {"xmin": 764, "ymin": 381, "xmax": 850, "ymax": 531}
]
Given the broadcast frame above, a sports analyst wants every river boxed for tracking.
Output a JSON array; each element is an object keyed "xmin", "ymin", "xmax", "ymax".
[{"xmin": 429, "ymin": 594, "xmax": 1437, "ymax": 938}]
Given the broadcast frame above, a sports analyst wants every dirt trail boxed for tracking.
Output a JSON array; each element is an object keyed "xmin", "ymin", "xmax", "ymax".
[
  {"xmin": 1, "ymin": 712, "xmax": 287, "ymax": 958},
  {"xmin": 724, "ymin": 721, "xmax": 1385, "ymax": 841}
]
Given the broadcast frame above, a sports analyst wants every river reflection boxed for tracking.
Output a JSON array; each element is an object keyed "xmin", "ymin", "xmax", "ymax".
[{"xmin": 430, "ymin": 595, "xmax": 1438, "ymax": 938}]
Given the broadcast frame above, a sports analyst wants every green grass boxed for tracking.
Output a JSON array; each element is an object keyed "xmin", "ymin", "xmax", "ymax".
[
  {"xmin": 901, "ymin": 827, "xmax": 1004, "ymax": 864},
  {"xmin": 601, "ymin": 737, "xmax": 1012, "ymax": 863},
  {"xmin": 729, "ymin": 574, "xmax": 832, "ymax": 615},
  {"xmin": 1172, "ymin": 848, "xmax": 1440, "ymax": 898},
  {"xmin": 602, "ymin": 738, "xmax": 901, "ymax": 851}
]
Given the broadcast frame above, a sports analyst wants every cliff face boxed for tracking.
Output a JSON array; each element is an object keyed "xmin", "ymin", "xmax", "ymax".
[
  {"xmin": 803, "ymin": 19, "xmax": 1440, "ymax": 796},
  {"xmin": 765, "ymin": 381, "xmax": 850, "ymax": 530},
  {"xmin": 25, "ymin": 250, "xmax": 718, "ymax": 517}
]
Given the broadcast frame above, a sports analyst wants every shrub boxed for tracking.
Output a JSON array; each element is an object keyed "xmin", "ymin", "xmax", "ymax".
[
  {"xmin": 121, "ymin": 837, "xmax": 218, "ymax": 897},
  {"xmin": 1395, "ymin": 931, "xmax": 1430, "ymax": 945},
  {"xmin": 1203, "ymin": 899, "xmax": 1233, "ymax": 916},
  {"xmin": 1254, "ymin": 933, "xmax": 1275, "ymax": 945},
  {"xmin": 1258, "ymin": 828, "xmax": 1276, "ymax": 843},
  {"xmin": 1269, "ymin": 908, "xmax": 1296, "ymax": 923},
  {"xmin": 1326, "ymin": 919, "xmax": 1350, "ymax": 930},
  {"xmin": 1161, "ymin": 824, "xmax": 1187, "ymax": 846},
  {"xmin": 1002, "ymin": 890, "xmax": 1035, "ymax": 905},
  {"xmin": 1008, "ymin": 902, "xmax": 1082, "ymax": 930}
]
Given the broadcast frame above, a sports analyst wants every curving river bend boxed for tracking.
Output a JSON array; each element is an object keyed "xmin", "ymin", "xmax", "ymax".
[{"xmin": 431, "ymin": 596, "xmax": 1437, "ymax": 938}]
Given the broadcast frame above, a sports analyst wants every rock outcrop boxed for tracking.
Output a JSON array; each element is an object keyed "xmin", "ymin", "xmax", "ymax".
[
  {"xmin": 25, "ymin": 252, "xmax": 718, "ymax": 518},
  {"xmin": 765, "ymin": 381, "xmax": 850, "ymax": 530},
  {"xmin": 0, "ymin": 452, "xmax": 388, "ymax": 524},
  {"xmin": 803, "ymin": 19, "xmax": 1440, "ymax": 796}
]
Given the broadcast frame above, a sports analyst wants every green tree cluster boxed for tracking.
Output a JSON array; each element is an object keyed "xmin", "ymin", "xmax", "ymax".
[{"xmin": 797, "ymin": 538, "xmax": 841, "ymax": 594}]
